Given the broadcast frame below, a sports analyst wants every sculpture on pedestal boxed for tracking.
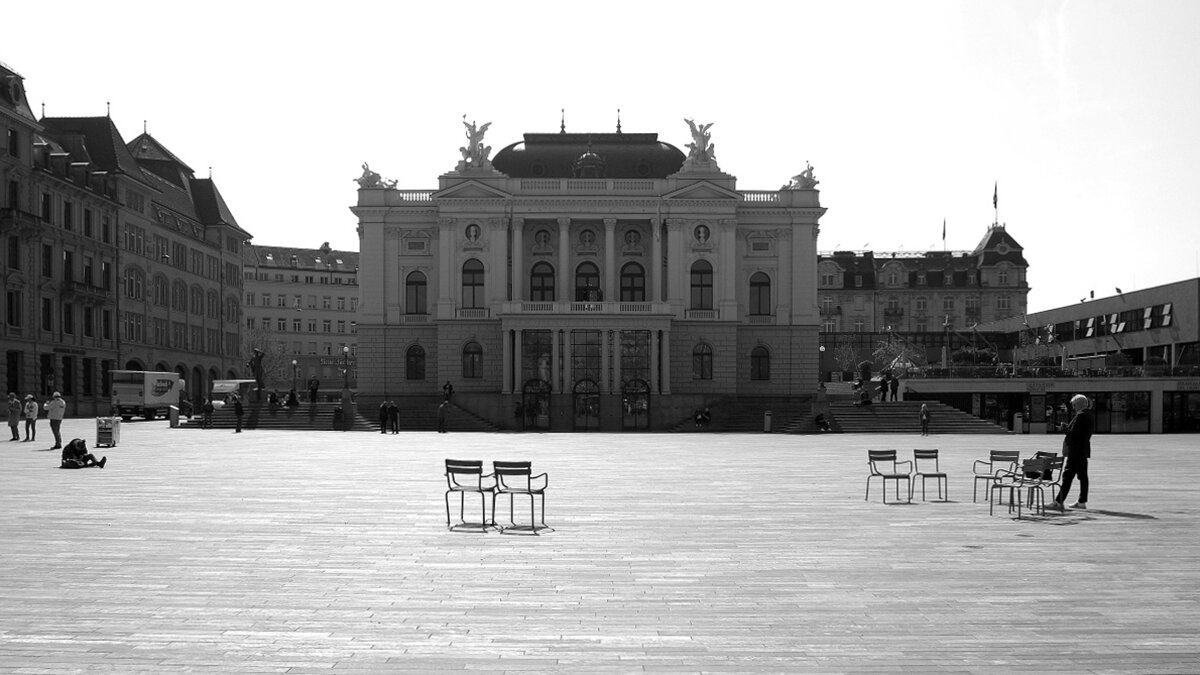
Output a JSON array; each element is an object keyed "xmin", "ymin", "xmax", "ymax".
[
  {"xmin": 458, "ymin": 116, "xmax": 493, "ymax": 171},
  {"xmin": 354, "ymin": 162, "xmax": 396, "ymax": 189},
  {"xmin": 786, "ymin": 162, "xmax": 820, "ymax": 190},
  {"xmin": 684, "ymin": 118, "xmax": 718, "ymax": 165}
]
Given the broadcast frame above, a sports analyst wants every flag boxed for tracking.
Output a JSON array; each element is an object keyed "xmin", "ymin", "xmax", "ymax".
[
  {"xmin": 993, "ymin": 181, "xmax": 998, "ymax": 209},
  {"xmin": 942, "ymin": 218, "xmax": 946, "ymax": 242}
]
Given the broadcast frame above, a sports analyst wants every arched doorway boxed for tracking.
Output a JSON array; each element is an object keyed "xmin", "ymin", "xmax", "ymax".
[
  {"xmin": 622, "ymin": 378, "xmax": 650, "ymax": 430},
  {"xmin": 572, "ymin": 379, "xmax": 600, "ymax": 431},
  {"xmin": 522, "ymin": 378, "xmax": 552, "ymax": 431}
]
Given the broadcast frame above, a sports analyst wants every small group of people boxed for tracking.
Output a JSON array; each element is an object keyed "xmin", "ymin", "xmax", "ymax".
[
  {"xmin": 693, "ymin": 407, "xmax": 712, "ymax": 428},
  {"xmin": 7, "ymin": 391, "xmax": 67, "ymax": 448},
  {"xmin": 378, "ymin": 400, "xmax": 400, "ymax": 433}
]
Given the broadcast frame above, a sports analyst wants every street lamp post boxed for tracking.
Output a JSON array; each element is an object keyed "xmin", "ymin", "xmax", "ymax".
[
  {"xmin": 291, "ymin": 359, "xmax": 298, "ymax": 392},
  {"xmin": 342, "ymin": 346, "xmax": 350, "ymax": 390}
]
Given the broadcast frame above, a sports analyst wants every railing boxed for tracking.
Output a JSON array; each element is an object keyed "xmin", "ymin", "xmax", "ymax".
[
  {"xmin": 394, "ymin": 191, "xmax": 433, "ymax": 201},
  {"xmin": 911, "ymin": 365, "xmax": 1200, "ymax": 379},
  {"xmin": 685, "ymin": 309, "xmax": 719, "ymax": 320},
  {"xmin": 500, "ymin": 300, "xmax": 669, "ymax": 315},
  {"xmin": 399, "ymin": 314, "xmax": 430, "ymax": 324},
  {"xmin": 456, "ymin": 308, "xmax": 490, "ymax": 319},
  {"xmin": 747, "ymin": 315, "xmax": 774, "ymax": 324},
  {"xmin": 517, "ymin": 179, "xmax": 657, "ymax": 194},
  {"xmin": 740, "ymin": 191, "xmax": 780, "ymax": 203}
]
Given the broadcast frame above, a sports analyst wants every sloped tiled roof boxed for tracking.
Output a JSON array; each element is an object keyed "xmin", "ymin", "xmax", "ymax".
[
  {"xmin": 39, "ymin": 117, "xmax": 142, "ymax": 177},
  {"xmin": 245, "ymin": 244, "xmax": 359, "ymax": 271}
]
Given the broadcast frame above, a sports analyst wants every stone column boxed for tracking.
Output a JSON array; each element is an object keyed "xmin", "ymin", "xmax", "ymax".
[
  {"xmin": 650, "ymin": 217, "xmax": 662, "ymax": 302},
  {"xmin": 514, "ymin": 329, "xmax": 524, "ymax": 390},
  {"xmin": 600, "ymin": 329, "xmax": 609, "ymax": 394},
  {"xmin": 718, "ymin": 218, "xmax": 738, "ymax": 319},
  {"xmin": 551, "ymin": 328, "xmax": 561, "ymax": 393},
  {"xmin": 649, "ymin": 329, "xmax": 659, "ymax": 394},
  {"xmin": 612, "ymin": 329, "xmax": 622, "ymax": 395},
  {"xmin": 666, "ymin": 218, "xmax": 685, "ymax": 312},
  {"xmin": 557, "ymin": 217, "xmax": 570, "ymax": 303},
  {"xmin": 502, "ymin": 329, "xmax": 512, "ymax": 394},
  {"xmin": 562, "ymin": 329, "xmax": 573, "ymax": 393},
  {"xmin": 660, "ymin": 329, "xmax": 671, "ymax": 394},
  {"xmin": 437, "ymin": 217, "xmax": 454, "ymax": 320},
  {"xmin": 512, "ymin": 217, "xmax": 524, "ymax": 302},
  {"xmin": 603, "ymin": 218, "xmax": 617, "ymax": 302}
]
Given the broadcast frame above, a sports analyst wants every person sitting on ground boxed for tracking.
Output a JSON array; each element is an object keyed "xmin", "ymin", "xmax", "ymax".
[
  {"xmin": 814, "ymin": 413, "xmax": 831, "ymax": 431},
  {"xmin": 854, "ymin": 388, "xmax": 872, "ymax": 407},
  {"xmin": 60, "ymin": 438, "xmax": 106, "ymax": 469}
]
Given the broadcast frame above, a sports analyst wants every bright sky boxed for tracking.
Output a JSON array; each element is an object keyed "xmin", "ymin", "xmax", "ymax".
[{"xmin": 8, "ymin": 0, "xmax": 1199, "ymax": 312}]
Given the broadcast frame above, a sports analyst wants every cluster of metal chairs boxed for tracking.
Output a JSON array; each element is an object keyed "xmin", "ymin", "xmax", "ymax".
[
  {"xmin": 444, "ymin": 459, "xmax": 551, "ymax": 534},
  {"xmin": 866, "ymin": 448, "xmax": 1064, "ymax": 519}
]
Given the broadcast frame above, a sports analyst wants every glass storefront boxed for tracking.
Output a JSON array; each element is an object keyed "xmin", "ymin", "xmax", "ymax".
[{"xmin": 1164, "ymin": 392, "xmax": 1200, "ymax": 433}]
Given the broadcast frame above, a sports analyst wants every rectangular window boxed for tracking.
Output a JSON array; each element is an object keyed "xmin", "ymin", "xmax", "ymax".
[
  {"xmin": 6, "ymin": 128, "xmax": 17, "ymax": 157},
  {"xmin": 323, "ymin": 320, "xmax": 332, "ymax": 333},
  {"xmin": 82, "ymin": 357, "xmax": 94, "ymax": 396},
  {"xmin": 62, "ymin": 302, "xmax": 74, "ymax": 334},
  {"xmin": 83, "ymin": 209, "xmax": 93, "ymax": 237},
  {"xmin": 276, "ymin": 295, "xmax": 287, "ymax": 308},
  {"xmin": 63, "ymin": 201, "xmax": 73, "ymax": 230},
  {"xmin": 42, "ymin": 244, "xmax": 53, "ymax": 278},
  {"xmin": 41, "ymin": 297, "xmax": 53, "ymax": 331},
  {"xmin": 322, "ymin": 296, "xmax": 331, "ymax": 309},
  {"xmin": 337, "ymin": 297, "xmax": 346, "ymax": 310},
  {"xmin": 5, "ymin": 290, "xmax": 22, "ymax": 327},
  {"xmin": 337, "ymin": 320, "xmax": 345, "ymax": 333},
  {"xmin": 62, "ymin": 250, "xmax": 74, "ymax": 282},
  {"xmin": 6, "ymin": 235, "xmax": 18, "ymax": 270},
  {"xmin": 292, "ymin": 318, "xmax": 301, "ymax": 332},
  {"xmin": 277, "ymin": 318, "xmax": 286, "ymax": 331},
  {"xmin": 41, "ymin": 193, "xmax": 51, "ymax": 221},
  {"xmin": 102, "ymin": 310, "xmax": 112, "ymax": 339}
]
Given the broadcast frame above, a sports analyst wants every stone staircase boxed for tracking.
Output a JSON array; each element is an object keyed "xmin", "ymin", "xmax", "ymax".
[
  {"xmin": 827, "ymin": 400, "xmax": 1009, "ymax": 434},
  {"xmin": 669, "ymin": 396, "xmax": 816, "ymax": 433},
  {"xmin": 180, "ymin": 401, "xmax": 375, "ymax": 432},
  {"xmin": 362, "ymin": 396, "xmax": 500, "ymax": 433}
]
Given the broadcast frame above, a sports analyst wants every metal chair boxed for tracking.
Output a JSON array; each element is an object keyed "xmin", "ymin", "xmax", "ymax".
[
  {"xmin": 990, "ymin": 457, "xmax": 1049, "ymax": 519},
  {"xmin": 973, "ymin": 450, "xmax": 1020, "ymax": 502},
  {"xmin": 910, "ymin": 449, "xmax": 948, "ymax": 501},
  {"xmin": 866, "ymin": 450, "xmax": 911, "ymax": 503},
  {"xmin": 444, "ymin": 459, "xmax": 494, "ymax": 532},
  {"xmin": 492, "ymin": 461, "xmax": 551, "ymax": 534}
]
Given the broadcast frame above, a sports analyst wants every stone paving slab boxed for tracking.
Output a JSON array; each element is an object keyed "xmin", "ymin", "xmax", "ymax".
[{"xmin": 1, "ymin": 421, "xmax": 1198, "ymax": 673}]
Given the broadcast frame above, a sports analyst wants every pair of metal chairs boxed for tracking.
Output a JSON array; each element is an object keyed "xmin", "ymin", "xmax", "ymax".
[
  {"xmin": 865, "ymin": 449, "xmax": 948, "ymax": 503},
  {"xmin": 444, "ymin": 459, "xmax": 551, "ymax": 534},
  {"xmin": 985, "ymin": 451, "xmax": 1064, "ymax": 519}
]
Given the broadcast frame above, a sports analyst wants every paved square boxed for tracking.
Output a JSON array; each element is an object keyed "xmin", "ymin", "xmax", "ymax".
[{"xmin": 2, "ymin": 420, "xmax": 1198, "ymax": 673}]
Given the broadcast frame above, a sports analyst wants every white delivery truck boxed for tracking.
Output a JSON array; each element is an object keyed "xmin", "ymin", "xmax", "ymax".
[{"xmin": 110, "ymin": 370, "xmax": 184, "ymax": 421}]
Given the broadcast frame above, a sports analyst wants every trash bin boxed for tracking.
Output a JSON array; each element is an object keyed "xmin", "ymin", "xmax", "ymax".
[
  {"xmin": 96, "ymin": 417, "xmax": 120, "ymax": 447},
  {"xmin": 169, "ymin": 405, "xmax": 180, "ymax": 428},
  {"xmin": 763, "ymin": 410, "xmax": 773, "ymax": 433},
  {"xmin": 1014, "ymin": 412, "xmax": 1025, "ymax": 434}
]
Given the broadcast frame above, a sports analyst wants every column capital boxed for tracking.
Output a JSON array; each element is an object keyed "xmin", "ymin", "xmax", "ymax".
[
  {"xmin": 603, "ymin": 217, "xmax": 618, "ymax": 229},
  {"xmin": 557, "ymin": 216, "xmax": 571, "ymax": 228}
]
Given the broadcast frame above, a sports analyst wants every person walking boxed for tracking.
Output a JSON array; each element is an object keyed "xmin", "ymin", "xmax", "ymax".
[
  {"xmin": 442, "ymin": 381, "xmax": 454, "ymax": 402},
  {"xmin": 437, "ymin": 400, "xmax": 448, "ymax": 433},
  {"xmin": 378, "ymin": 400, "xmax": 389, "ymax": 434},
  {"xmin": 201, "ymin": 397, "xmax": 214, "ymax": 429},
  {"xmin": 388, "ymin": 400, "xmax": 400, "ymax": 433},
  {"xmin": 23, "ymin": 394, "xmax": 38, "ymax": 442},
  {"xmin": 919, "ymin": 403, "xmax": 931, "ymax": 436},
  {"xmin": 6, "ymin": 392, "xmax": 21, "ymax": 441},
  {"xmin": 308, "ymin": 376, "xmax": 320, "ymax": 404},
  {"xmin": 232, "ymin": 394, "xmax": 244, "ymax": 433},
  {"xmin": 1053, "ymin": 394, "xmax": 1094, "ymax": 510},
  {"xmin": 44, "ymin": 392, "xmax": 66, "ymax": 449},
  {"xmin": 889, "ymin": 376, "xmax": 900, "ymax": 402}
]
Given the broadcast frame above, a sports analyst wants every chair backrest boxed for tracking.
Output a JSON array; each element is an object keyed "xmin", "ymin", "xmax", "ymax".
[
  {"xmin": 868, "ymin": 450, "xmax": 898, "ymax": 474},
  {"xmin": 991, "ymin": 450, "xmax": 1020, "ymax": 464},
  {"xmin": 445, "ymin": 458, "xmax": 483, "ymax": 489},
  {"xmin": 913, "ymin": 448, "xmax": 939, "ymax": 471},
  {"xmin": 493, "ymin": 460, "xmax": 533, "ymax": 491},
  {"xmin": 1020, "ymin": 457, "xmax": 1047, "ymax": 478}
]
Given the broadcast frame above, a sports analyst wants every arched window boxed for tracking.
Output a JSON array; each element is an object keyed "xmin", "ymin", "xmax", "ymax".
[
  {"xmin": 620, "ymin": 262, "xmax": 645, "ymax": 302},
  {"xmin": 207, "ymin": 290, "xmax": 219, "ymax": 318},
  {"xmin": 575, "ymin": 262, "xmax": 600, "ymax": 301},
  {"xmin": 462, "ymin": 259, "xmax": 484, "ymax": 309},
  {"xmin": 692, "ymin": 342, "xmax": 713, "ymax": 380},
  {"xmin": 749, "ymin": 272, "xmax": 771, "ymax": 315},
  {"xmin": 405, "ymin": 345, "xmax": 426, "ymax": 380},
  {"xmin": 530, "ymin": 262, "xmax": 555, "ymax": 301},
  {"xmin": 690, "ymin": 260, "xmax": 713, "ymax": 310},
  {"xmin": 153, "ymin": 276, "xmax": 168, "ymax": 306},
  {"xmin": 751, "ymin": 345, "xmax": 770, "ymax": 381},
  {"xmin": 462, "ymin": 341, "xmax": 483, "ymax": 379},
  {"xmin": 405, "ymin": 271, "xmax": 427, "ymax": 314},
  {"xmin": 172, "ymin": 281, "xmax": 186, "ymax": 311},
  {"xmin": 190, "ymin": 286, "xmax": 203, "ymax": 315}
]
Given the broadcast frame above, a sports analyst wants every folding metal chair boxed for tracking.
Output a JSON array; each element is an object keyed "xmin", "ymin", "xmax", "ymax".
[
  {"xmin": 866, "ymin": 450, "xmax": 911, "ymax": 503},
  {"xmin": 444, "ymin": 459, "xmax": 494, "ymax": 532},
  {"xmin": 492, "ymin": 461, "xmax": 551, "ymax": 534},
  {"xmin": 911, "ymin": 449, "xmax": 948, "ymax": 501},
  {"xmin": 973, "ymin": 450, "xmax": 1019, "ymax": 502}
]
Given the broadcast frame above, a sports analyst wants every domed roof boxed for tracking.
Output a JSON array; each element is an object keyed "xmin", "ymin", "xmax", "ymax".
[{"xmin": 493, "ymin": 132, "xmax": 685, "ymax": 179}]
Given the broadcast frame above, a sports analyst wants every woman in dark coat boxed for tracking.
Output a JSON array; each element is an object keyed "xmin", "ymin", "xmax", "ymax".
[{"xmin": 1054, "ymin": 394, "xmax": 1094, "ymax": 509}]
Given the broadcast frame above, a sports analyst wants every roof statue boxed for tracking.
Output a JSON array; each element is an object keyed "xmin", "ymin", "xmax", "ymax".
[
  {"xmin": 683, "ymin": 118, "xmax": 717, "ymax": 165},
  {"xmin": 457, "ymin": 115, "xmax": 494, "ymax": 171},
  {"xmin": 354, "ymin": 162, "xmax": 396, "ymax": 189},
  {"xmin": 786, "ymin": 162, "xmax": 819, "ymax": 190}
]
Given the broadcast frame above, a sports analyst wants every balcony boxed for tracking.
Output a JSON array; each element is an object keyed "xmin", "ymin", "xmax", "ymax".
[
  {"xmin": 819, "ymin": 305, "xmax": 842, "ymax": 316},
  {"xmin": 883, "ymin": 307, "xmax": 904, "ymax": 318},
  {"xmin": 0, "ymin": 207, "xmax": 42, "ymax": 236},
  {"xmin": 61, "ymin": 280, "xmax": 112, "ymax": 303},
  {"xmin": 747, "ymin": 314, "xmax": 774, "ymax": 324},
  {"xmin": 684, "ymin": 309, "xmax": 720, "ymax": 320},
  {"xmin": 499, "ymin": 300, "xmax": 671, "ymax": 315},
  {"xmin": 399, "ymin": 314, "xmax": 430, "ymax": 324},
  {"xmin": 455, "ymin": 308, "xmax": 490, "ymax": 319}
]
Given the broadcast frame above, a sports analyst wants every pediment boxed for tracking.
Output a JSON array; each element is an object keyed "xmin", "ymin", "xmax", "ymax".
[
  {"xmin": 663, "ymin": 181, "xmax": 741, "ymax": 201},
  {"xmin": 433, "ymin": 180, "xmax": 511, "ymax": 200}
]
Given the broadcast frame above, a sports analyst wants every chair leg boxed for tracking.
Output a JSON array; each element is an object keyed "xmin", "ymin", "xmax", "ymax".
[{"xmin": 445, "ymin": 492, "xmax": 452, "ymax": 528}]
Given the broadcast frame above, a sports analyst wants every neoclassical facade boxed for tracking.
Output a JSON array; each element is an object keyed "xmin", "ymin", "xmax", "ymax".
[{"xmin": 352, "ymin": 120, "xmax": 826, "ymax": 430}]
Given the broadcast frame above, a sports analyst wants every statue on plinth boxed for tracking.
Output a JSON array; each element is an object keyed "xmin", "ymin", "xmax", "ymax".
[
  {"xmin": 786, "ymin": 162, "xmax": 819, "ymax": 190},
  {"xmin": 457, "ymin": 116, "xmax": 494, "ymax": 171},
  {"xmin": 355, "ymin": 163, "xmax": 397, "ymax": 189},
  {"xmin": 684, "ymin": 118, "xmax": 718, "ymax": 164}
]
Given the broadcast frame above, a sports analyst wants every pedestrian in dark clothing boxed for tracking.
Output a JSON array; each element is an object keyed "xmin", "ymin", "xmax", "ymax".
[
  {"xmin": 23, "ymin": 394, "xmax": 37, "ymax": 441},
  {"xmin": 889, "ymin": 376, "xmax": 900, "ymax": 402},
  {"xmin": 379, "ymin": 401, "xmax": 389, "ymax": 433},
  {"xmin": 443, "ymin": 381, "xmax": 454, "ymax": 402},
  {"xmin": 7, "ymin": 392, "xmax": 21, "ymax": 441},
  {"xmin": 1053, "ymin": 394, "xmax": 1094, "ymax": 510},
  {"xmin": 388, "ymin": 400, "xmax": 400, "ymax": 433},
  {"xmin": 919, "ymin": 404, "xmax": 931, "ymax": 436},
  {"xmin": 437, "ymin": 400, "xmax": 448, "ymax": 433},
  {"xmin": 60, "ymin": 438, "xmax": 106, "ymax": 468},
  {"xmin": 308, "ymin": 377, "xmax": 320, "ymax": 403},
  {"xmin": 201, "ymin": 398, "xmax": 214, "ymax": 429},
  {"xmin": 878, "ymin": 375, "xmax": 889, "ymax": 402},
  {"xmin": 232, "ymin": 394, "xmax": 244, "ymax": 433}
]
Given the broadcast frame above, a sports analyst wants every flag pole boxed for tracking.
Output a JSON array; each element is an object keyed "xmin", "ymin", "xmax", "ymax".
[{"xmin": 993, "ymin": 181, "xmax": 998, "ymax": 227}]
